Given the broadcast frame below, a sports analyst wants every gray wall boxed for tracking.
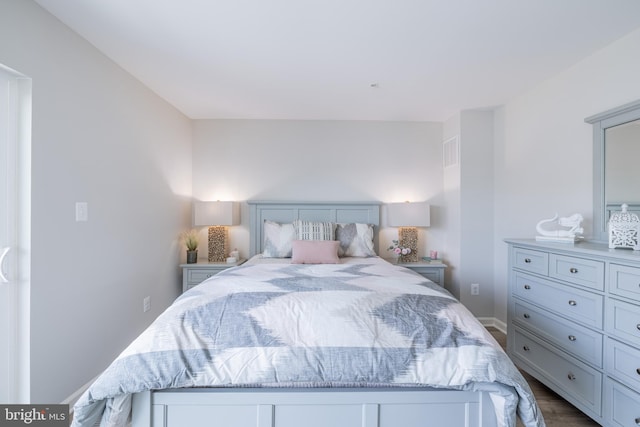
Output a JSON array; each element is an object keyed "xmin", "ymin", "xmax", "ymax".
[
  {"xmin": 492, "ymin": 27, "xmax": 640, "ymax": 324},
  {"xmin": 192, "ymin": 119, "xmax": 445, "ymax": 262},
  {"xmin": 442, "ymin": 115, "xmax": 461, "ymax": 299},
  {"xmin": 441, "ymin": 110, "xmax": 495, "ymax": 317},
  {"xmin": 459, "ymin": 110, "xmax": 494, "ymax": 316},
  {"xmin": 0, "ymin": 0, "xmax": 193, "ymax": 402}
]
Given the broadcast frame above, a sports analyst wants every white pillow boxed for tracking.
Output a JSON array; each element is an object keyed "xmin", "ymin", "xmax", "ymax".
[
  {"xmin": 293, "ymin": 220, "xmax": 336, "ymax": 241},
  {"xmin": 335, "ymin": 223, "xmax": 376, "ymax": 257},
  {"xmin": 263, "ymin": 221, "xmax": 295, "ymax": 258}
]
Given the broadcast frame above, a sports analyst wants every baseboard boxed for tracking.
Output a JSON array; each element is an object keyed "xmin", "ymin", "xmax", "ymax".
[{"xmin": 478, "ymin": 317, "xmax": 507, "ymax": 334}]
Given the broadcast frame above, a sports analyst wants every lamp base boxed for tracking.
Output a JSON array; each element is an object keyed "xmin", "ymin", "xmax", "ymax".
[
  {"xmin": 208, "ymin": 226, "xmax": 229, "ymax": 262},
  {"xmin": 399, "ymin": 227, "xmax": 418, "ymax": 262}
]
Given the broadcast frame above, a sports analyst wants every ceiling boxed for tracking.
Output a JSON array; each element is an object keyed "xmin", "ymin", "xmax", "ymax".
[{"xmin": 34, "ymin": 0, "xmax": 640, "ymax": 122}]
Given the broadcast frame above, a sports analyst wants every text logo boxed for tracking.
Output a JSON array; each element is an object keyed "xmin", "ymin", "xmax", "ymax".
[{"xmin": 0, "ymin": 405, "xmax": 68, "ymax": 426}]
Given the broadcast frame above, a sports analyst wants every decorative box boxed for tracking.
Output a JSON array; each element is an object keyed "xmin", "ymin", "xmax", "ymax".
[{"xmin": 608, "ymin": 203, "xmax": 640, "ymax": 250}]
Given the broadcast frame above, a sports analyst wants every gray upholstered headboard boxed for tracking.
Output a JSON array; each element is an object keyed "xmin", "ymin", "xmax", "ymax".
[{"xmin": 248, "ymin": 201, "xmax": 381, "ymax": 257}]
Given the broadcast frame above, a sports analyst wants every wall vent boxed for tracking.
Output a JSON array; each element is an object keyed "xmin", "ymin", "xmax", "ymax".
[{"xmin": 443, "ymin": 136, "xmax": 459, "ymax": 168}]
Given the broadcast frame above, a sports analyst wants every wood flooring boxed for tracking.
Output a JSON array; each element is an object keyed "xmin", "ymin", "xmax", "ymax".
[{"xmin": 487, "ymin": 327, "xmax": 601, "ymax": 427}]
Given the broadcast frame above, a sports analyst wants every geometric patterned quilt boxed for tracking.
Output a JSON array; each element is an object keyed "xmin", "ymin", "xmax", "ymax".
[{"xmin": 71, "ymin": 257, "xmax": 545, "ymax": 427}]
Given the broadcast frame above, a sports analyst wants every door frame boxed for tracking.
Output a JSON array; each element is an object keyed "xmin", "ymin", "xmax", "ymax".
[{"xmin": 0, "ymin": 64, "xmax": 31, "ymax": 403}]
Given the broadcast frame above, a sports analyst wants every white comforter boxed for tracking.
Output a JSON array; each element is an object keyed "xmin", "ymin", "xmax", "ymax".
[{"xmin": 72, "ymin": 257, "xmax": 545, "ymax": 427}]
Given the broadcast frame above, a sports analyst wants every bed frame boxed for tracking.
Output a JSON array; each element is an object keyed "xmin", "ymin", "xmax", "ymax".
[{"xmin": 130, "ymin": 201, "xmax": 499, "ymax": 427}]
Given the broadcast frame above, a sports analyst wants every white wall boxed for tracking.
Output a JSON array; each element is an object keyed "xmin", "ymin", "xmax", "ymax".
[
  {"xmin": 442, "ymin": 116, "xmax": 461, "ymax": 299},
  {"xmin": 492, "ymin": 27, "xmax": 640, "ymax": 324},
  {"xmin": 0, "ymin": 0, "xmax": 193, "ymax": 403},
  {"xmin": 442, "ymin": 111, "xmax": 495, "ymax": 317},
  {"xmin": 192, "ymin": 119, "xmax": 444, "ymax": 261},
  {"xmin": 459, "ymin": 110, "xmax": 494, "ymax": 316}
]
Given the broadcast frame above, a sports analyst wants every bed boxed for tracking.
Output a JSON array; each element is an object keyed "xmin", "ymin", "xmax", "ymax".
[{"xmin": 71, "ymin": 201, "xmax": 545, "ymax": 427}]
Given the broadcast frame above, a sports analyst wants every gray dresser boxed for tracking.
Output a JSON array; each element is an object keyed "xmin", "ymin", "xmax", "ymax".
[{"xmin": 506, "ymin": 239, "xmax": 640, "ymax": 426}]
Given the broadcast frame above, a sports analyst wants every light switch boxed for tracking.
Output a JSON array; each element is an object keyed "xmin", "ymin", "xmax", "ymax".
[{"xmin": 75, "ymin": 202, "xmax": 88, "ymax": 222}]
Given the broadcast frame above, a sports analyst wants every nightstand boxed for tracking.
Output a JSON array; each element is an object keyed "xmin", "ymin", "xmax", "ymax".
[
  {"xmin": 180, "ymin": 260, "xmax": 246, "ymax": 293},
  {"xmin": 393, "ymin": 260, "xmax": 447, "ymax": 287}
]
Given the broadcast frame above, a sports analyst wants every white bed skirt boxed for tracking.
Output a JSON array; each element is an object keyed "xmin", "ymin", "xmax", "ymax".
[{"xmin": 132, "ymin": 387, "xmax": 499, "ymax": 427}]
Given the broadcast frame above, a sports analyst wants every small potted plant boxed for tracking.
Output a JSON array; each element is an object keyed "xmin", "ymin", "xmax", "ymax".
[{"xmin": 182, "ymin": 229, "xmax": 199, "ymax": 264}]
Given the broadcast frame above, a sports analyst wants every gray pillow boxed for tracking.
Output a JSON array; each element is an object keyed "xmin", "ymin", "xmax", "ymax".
[{"xmin": 335, "ymin": 223, "xmax": 375, "ymax": 257}]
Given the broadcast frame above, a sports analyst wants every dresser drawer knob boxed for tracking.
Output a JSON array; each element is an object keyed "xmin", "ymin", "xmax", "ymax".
[
  {"xmin": 523, "ymin": 345, "xmax": 530, "ymax": 352},
  {"xmin": 523, "ymin": 313, "xmax": 530, "ymax": 319},
  {"xmin": 569, "ymin": 267, "xmax": 578, "ymax": 274},
  {"xmin": 524, "ymin": 258, "xmax": 532, "ymax": 263},
  {"xmin": 637, "ymin": 324, "xmax": 640, "ymax": 331},
  {"xmin": 636, "ymin": 368, "xmax": 640, "ymax": 375},
  {"xmin": 568, "ymin": 335, "xmax": 576, "ymax": 341},
  {"xmin": 568, "ymin": 300, "xmax": 577, "ymax": 306},
  {"xmin": 635, "ymin": 418, "xmax": 640, "ymax": 426},
  {"xmin": 206, "ymin": 274, "xmax": 213, "ymax": 278},
  {"xmin": 524, "ymin": 284, "xmax": 531, "ymax": 290},
  {"xmin": 567, "ymin": 373, "xmax": 576, "ymax": 381}
]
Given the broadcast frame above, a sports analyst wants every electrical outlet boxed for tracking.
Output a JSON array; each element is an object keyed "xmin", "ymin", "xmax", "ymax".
[
  {"xmin": 471, "ymin": 283, "xmax": 480, "ymax": 295},
  {"xmin": 143, "ymin": 296, "xmax": 151, "ymax": 312}
]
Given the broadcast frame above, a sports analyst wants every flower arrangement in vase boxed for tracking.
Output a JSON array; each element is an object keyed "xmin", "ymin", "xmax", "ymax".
[{"xmin": 387, "ymin": 240, "xmax": 412, "ymax": 263}]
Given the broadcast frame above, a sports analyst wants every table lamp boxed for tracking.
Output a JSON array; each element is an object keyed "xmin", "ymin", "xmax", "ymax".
[
  {"xmin": 387, "ymin": 201, "xmax": 430, "ymax": 262},
  {"xmin": 193, "ymin": 201, "xmax": 240, "ymax": 262}
]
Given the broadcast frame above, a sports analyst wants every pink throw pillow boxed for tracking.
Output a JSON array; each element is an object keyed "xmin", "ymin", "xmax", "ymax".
[{"xmin": 291, "ymin": 240, "xmax": 340, "ymax": 264}]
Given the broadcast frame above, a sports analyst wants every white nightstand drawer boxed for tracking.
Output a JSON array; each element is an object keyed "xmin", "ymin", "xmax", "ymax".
[
  {"xmin": 513, "ymin": 271, "xmax": 604, "ymax": 329},
  {"xmin": 549, "ymin": 254, "xmax": 604, "ymax": 291},
  {"xmin": 513, "ymin": 327, "xmax": 602, "ymax": 415},
  {"xmin": 392, "ymin": 260, "xmax": 446, "ymax": 287},
  {"xmin": 181, "ymin": 260, "xmax": 246, "ymax": 293},
  {"xmin": 605, "ymin": 338, "xmax": 640, "ymax": 391},
  {"xmin": 413, "ymin": 269, "xmax": 441, "ymax": 285},
  {"xmin": 512, "ymin": 247, "xmax": 548, "ymax": 275},
  {"xmin": 513, "ymin": 299, "xmax": 603, "ymax": 367},
  {"xmin": 186, "ymin": 269, "xmax": 217, "ymax": 285},
  {"xmin": 610, "ymin": 263, "xmax": 640, "ymax": 303},
  {"xmin": 606, "ymin": 298, "xmax": 640, "ymax": 347}
]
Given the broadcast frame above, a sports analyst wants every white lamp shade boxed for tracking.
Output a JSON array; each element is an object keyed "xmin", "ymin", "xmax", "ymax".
[
  {"xmin": 387, "ymin": 202, "xmax": 430, "ymax": 227},
  {"xmin": 193, "ymin": 201, "xmax": 239, "ymax": 226}
]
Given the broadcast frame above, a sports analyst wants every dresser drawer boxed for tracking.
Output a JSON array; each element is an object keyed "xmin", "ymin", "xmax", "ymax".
[
  {"xmin": 605, "ymin": 338, "xmax": 640, "ymax": 391},
  {"xmin": 513, "ymin": 272, "xmax": 604, "ymax": 329},
  {"xmin": 512, "ymin": 247, "xmax": 548, "ymax": 275},
  {"xmin": 604, "ymin": 378, "xmax": 640, "ymax": 427},
  {"xmin": 606, "ymin": 298, "xmax": 640, "ymax": 348},
  {"xmin": 513, "ymin": 328, "xmax": 602, "ymax": 415},
  {"xmin": 513, "ymin": 300, "xmax": 603, "ymax": 367},
  {"xmin": 549, "ymin": 254, "xmax": 604, "ymax": 291},
  {"xmin": 610, "ymin": 263, "xmax": 640, "ymax": 303}
]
